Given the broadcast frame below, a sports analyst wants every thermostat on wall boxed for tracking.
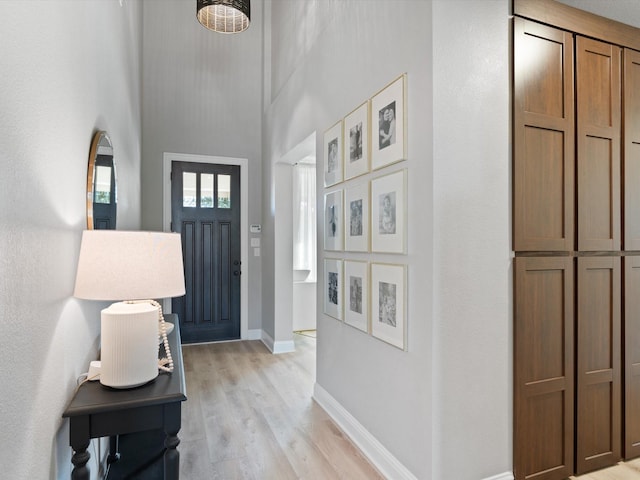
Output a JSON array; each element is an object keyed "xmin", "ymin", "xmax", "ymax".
[{"xmin": 250, "ymin": 224, "xmax": 261, "ymax": 233}]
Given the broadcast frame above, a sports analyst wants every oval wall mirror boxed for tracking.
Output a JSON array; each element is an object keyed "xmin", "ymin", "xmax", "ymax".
[{"xmin": 86, "ymin": 131, "xmax": 117, "ymax": 229}]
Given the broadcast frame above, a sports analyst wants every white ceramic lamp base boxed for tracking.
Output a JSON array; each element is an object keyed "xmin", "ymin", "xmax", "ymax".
[{"xmin": 100, "ymin": 301, "xmax": 159, "ymax": 389}]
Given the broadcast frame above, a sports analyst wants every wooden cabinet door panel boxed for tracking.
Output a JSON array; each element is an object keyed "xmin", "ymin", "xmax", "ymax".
[
  {"xmin": 514, "ymin": 18, "xmax": 575, "ymax": 252},
  {"xmin": 576, "ymin": 256, "xmax": 621, "ymax": 474},
  {"xmin": 577, "ymin": 37, "xmax": 621, "ymax": 251},
  {"xmin": 514, "ymin": 257, "xmax": 574, "ymax": 480},
  {"xmin": 625, "ymin": 255, "xmax": 640, "ymax": 459},
  {"xmin": 624, "ymin": 49, "xmax": 640, "ymax": 250}
]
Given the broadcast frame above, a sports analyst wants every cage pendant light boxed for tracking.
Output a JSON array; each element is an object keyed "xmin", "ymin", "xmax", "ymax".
[{"xmin": 197, "ymin": 0, "xmax": 250, "ymax": 34}]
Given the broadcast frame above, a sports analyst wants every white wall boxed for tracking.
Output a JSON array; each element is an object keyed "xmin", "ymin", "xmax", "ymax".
[
  {"xmin": 293, "ymin": 282, "xmax": 316, "ymax": 331},
  {"xmin": 432, "ymin": 1, "xmax": 511, "ymax": 478},
  {"xmin": 140, "ymin": 0, "xmax": 264, "ymax": 330},
  {"xmin": 0, "ymin": 1, "xmax": 142, "ymax": 478},
  {"xmin": 264, "ymin": 0, "xmax": 513, "ymax": 478},
  {"xmin": 264, "ymin": 0, "xmax": 434, "ymax": 477}
]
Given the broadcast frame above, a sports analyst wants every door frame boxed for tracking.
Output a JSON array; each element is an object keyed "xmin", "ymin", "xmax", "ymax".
[{"xmin": 162, "ymin": 152, "xmax": 249, "ymax": 340}]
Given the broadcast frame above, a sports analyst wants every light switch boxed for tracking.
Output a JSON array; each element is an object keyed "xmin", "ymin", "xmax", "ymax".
[
  {"xmin": 254, "ymin": 247, "xmax": 260, "ymax": 257},
  {"xmin": 251, "ymin": 238, "xmax": 260, "ymax": 247}
]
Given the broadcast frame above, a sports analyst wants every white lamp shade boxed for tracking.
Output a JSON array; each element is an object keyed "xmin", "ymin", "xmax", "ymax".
[{"xmin": 74, "ymin": 230, "xmax": 186, "ymax": 301}]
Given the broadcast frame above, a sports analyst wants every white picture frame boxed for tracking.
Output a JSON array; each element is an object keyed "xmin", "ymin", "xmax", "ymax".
[
  {"xmin": 371, "ymin": 263, "xmax": 406, "ymax": 350},
  {"xmin": 344, "ymin": 260, "xmax": 369, "ymax": 332},
  {"xmin": 344, "ymin": 182, "xmax": 369, "ymax": 252},
  {"xmin": 324, "ymin": 258, "xmax": 343, "ymax": 320},
  {"xmin": 371, "ymin": 74, "xmax": 407, "ymax": 170},
  {"xmin": 324, "ymin": 190, "xmax": 343, "ymax": 251},
  {"xmin": 344, "ymin": 101, "xmax": 370, "ymax": 180},
  {"xmin": 324, "ymin": 120, "xmax": 343, "ymax": 187},
  {"xmin": 371, "ymin": 169, "xmax": 406, "ymax": 254}
]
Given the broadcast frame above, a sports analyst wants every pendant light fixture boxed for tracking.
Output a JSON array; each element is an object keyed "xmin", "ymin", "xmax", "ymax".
[{"xmin": 197, "ymin": 0, "xmax": 250, "ymax": 34}]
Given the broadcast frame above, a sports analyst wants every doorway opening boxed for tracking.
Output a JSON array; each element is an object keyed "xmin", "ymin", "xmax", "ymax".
[
  {"xmin": 162, "ymin": 152, "xmax": 249, "ymax": 340},
  {"xmin": 170, "ymin": 161, "xmax": 241, "ymax": 343},
  {"xmin": 292, "ymin": 158, "xmax": 317, "ymax": 334},
  {"xmin": 274, "ymin": 132, "xmax": 318, "ymax": 352}
]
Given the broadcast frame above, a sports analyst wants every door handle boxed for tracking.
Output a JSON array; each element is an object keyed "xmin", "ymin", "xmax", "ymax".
[{"xmin": 233, "ymin": 260, "xmax": 241, "ymax": 266}]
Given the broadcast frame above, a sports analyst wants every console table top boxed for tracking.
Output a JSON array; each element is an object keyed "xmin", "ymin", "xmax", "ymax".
[{"xmin": 63, "ymin": 313, "xmax": 186, "ymax": 418}]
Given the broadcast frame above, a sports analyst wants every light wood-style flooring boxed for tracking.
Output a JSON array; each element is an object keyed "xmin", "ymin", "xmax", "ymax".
[
  {"xmin": 572, "ymin": 460, "xmax": 640, "ymax": 480},
  {"xmin": 179, "ymin": 332, "xmax": 383, "ymax": 479},
  {"xmin": 180, "ymin": 333, "xmax": 640, "ymax": 480}
]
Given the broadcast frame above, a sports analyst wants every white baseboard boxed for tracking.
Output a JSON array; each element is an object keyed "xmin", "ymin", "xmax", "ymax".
[
  {"xmin": 313, "ymin": 383, "xmax": 418, "ymax": 480},
  {"xmin": 482, "ymin": 473, "xmax": 514, "ymax": 480},
  {"xmin": 260, "ymin": 331, "xmax": 296, "ymax": 354},
  {"xmin": 246, "ymin": 328, "xmax": 262, "ymax": 340}
]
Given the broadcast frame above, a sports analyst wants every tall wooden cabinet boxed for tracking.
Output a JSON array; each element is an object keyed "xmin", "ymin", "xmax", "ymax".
[
  {"xmin": 513, "ymin": 19, "xmax": 574, "ymax": 253},
  {"xmin": 576, "ymin": 37, "xmax": 621, "ymax": 252},
  {"xmin": 576, "ymin": 257, "xmax": 621, "ymax": 473},
  {"xmin": 514, "ymin": 257, "xmax": 574, "ymax": 480},
  {"xmin": 513, "ymin": 1, "xmax": 640, "ymax": 479},
  {"xmin": 625, "ymin": 48, "xmax": 640, "ymax": 460}
]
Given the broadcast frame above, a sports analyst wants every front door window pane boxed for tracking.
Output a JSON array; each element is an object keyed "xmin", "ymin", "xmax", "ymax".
[
  {"xmin": 94, "ymin": 166, "xmax": 112, "ymax": 204},
  {"xmin": 183, "ymin": 172, "xmax": 197, "ymax": 207},
  {"xmin": 201, "ymin": 174, "xmax": 214, "ymax": 208},
  {"xmin": 218, "ymin": 174, "xmax": 231, "ymax": 208}
]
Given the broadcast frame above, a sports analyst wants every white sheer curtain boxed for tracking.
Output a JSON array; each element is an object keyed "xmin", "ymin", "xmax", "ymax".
[{"xmin": 292, "ymin": 163, "xmax": 317, "ymax": 282}]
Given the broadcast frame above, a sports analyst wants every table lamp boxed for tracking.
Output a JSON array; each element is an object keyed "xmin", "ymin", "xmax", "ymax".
[{"xmin": 74, "ymin": 230, "xmax": 185, "ymax": 389}]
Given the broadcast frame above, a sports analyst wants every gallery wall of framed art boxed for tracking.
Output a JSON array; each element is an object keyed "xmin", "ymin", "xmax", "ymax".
[{"xmin": 320, "ymin": 73, "xmax": 409, "ymax": 351}]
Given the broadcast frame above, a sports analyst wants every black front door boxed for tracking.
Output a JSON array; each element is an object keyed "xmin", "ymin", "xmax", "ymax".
[{"xmin": 171, "ymin": 161, "xmax": 241, "ymax": 343}]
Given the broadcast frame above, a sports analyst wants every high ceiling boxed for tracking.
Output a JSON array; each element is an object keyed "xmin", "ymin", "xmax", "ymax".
[{"xmin": 555, "ymin": 0, "xmax": 640, "ymax": 29}]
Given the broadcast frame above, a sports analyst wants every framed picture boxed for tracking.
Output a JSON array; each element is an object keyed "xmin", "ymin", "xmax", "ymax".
[
  {"xmin": 344, "ymin": 101, "xmax": 370, "ymax": 180},
  {"xmin": 371, "ymin": 74, "xmax": 407, "ymax": 170},
  {"xmin": 324, "ymin": 190, "xmax": 343, "ymax": 251},
  {"xmin": 344, "ymin": 182, "xmax": 369, "ymax": 252},
  {"xmin": 324, "ymin": 258, "xmax": 343, "ymax": 320},
  {"xmin": 371, "ymin": 263, "xmax": 406, "ymax": 350},
  {"xmin": 344, "ymin": 260, "xmax": 369, "ymax": 332},
  {"xmin": 371, "ymin": 169, "xmax": 406, "ymax": 254},
  {"xmin": 324, "ymin": 120, "xmax": 343, "ymax": 187}
]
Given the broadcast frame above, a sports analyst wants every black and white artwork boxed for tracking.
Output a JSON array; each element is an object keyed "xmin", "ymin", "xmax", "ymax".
[
  {"xmin": 344, "ymin": 182, "xmax": 369, "ymax": 252},
  {"xmin": 371, "ymin": 75, "xmax": 406, "ymax": 170},
  {"xmin": 328, "ymin": 204, "xmax": 338, "ymax": 238},
  {"xmin": 350, "ymin": 123, "xmax": 363, "ymax": 163},
  {"xmin": 324, "ymin": 121, "xmax": 343, "ymax": 186},
  {"xmin": 328, "ymin": 138, "xmax": 339, "ymax": 173},
  {"xmin": 344, "ymin": 102, "xmax": 370, "ymax": 179},
  {"xmin": 324, "ymin": 190, "xmax": 343, "ymax": 251},
  {"xmin": 371, "ymin": 170, "xmax": 405, "ymax": 254},
  {"xmin": 328, "ymin": 272, "xmax": 339, "ymax": 305},
  {"xmin": 378, "ymin": 281, "xmax": 396, "ymax": 327},
  {"xmin": 350, "ymin": 199, "xmax": 363, "ymax": 236},
  {"xmin": 350, "ymin": 275, "xmax": 363, "ymax": 314},
  {"xmin": 344, "ymin": 261, "xmax": 368, "ymax": 332},
  {"xmin": 378, "ymin": 101, "xmax": 396, "ymax": 151},
  {"xmin": 378, "ymin": 192, "xmax": 396, "ymax": 235},
  {"xmin": 371, "ymin": 263, "xmax": 406, "ymax": 349},
  {"xmin": 323, "ymin": 259, "xmax": 343, "ymax": 320}
]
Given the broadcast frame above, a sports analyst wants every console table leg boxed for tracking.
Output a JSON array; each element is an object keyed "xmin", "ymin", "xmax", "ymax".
[
  {"xmin": 70, "ymin": 444, "xmax": 90, "ymax": 480},
  {"xmin": 108, "ymin": 435, "xmax": 120, "ymax": 464},
  {"xmin": 164, "ymin": 429, "xmax": 180, "ymax": 480}
]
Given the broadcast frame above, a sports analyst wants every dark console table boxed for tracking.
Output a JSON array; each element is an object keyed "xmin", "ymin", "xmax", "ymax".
[{"xmin": 63, "ymin": 314, "xmax": 187, "ymax": 480}]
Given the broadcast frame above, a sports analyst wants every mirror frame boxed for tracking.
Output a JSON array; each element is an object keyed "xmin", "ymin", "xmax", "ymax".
[{"xmin": 86, "ymin": 131, "xmax": 116, "ymax": 229}]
